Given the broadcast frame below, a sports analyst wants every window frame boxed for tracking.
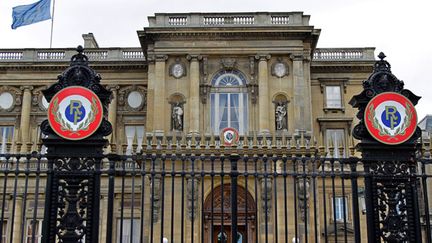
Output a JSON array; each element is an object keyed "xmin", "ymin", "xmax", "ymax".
[
  {"xmin": 325, "ymin": 128, "xmax": 347, "ymax": 158},
  {"xmin": 124, "ymin": 125, "xmax": 145, "ymax": 155},
  {"xmin": 317, "ymin": 118, "xmax": 353, "ymax": 159},
  {"xmin": 210, "ymin": 70, "xmax": 249, "ymax": 135},
  {"xmin": 25, "ymin": 219, "xmax": 43, "ymax": 243},
  {"xmin": 325, "ymin": 85, "xmax": 343, "ymax": 109},
  {"xmin": 332, "ymin": 196, "xmax": 349, "ymax": 223},
  {"xmin": 319, "ymin": 78, "xmax": 348, "ymax": 113},
  {"xmin": 0, "ymin": 125, "xmax": 15, "ymax": 154}
]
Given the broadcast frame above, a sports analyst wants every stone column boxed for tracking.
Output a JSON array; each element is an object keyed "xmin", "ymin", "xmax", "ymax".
[
  {"xmin": 99, "ymin": 196, "xmax": 109, "ymax": 243},
  {"xmin": 290, "ymin": 53, "xmax": 312, "ymax": 134},
  {"xmin": 107, "ymin": 85, "xmax": 119, "ymax": 149},
  {"xmin": 146, "ymin": 58, "xmax": 155, "ymax": 132},
  {"xmin": 12, "ymin": 196, "xmax": 23, "ymax": 243},
  {"xmin": 187, "ymin": 55, "xmax": 200, "ymax": 134},
  {"xmin": 153, "ymin": 55, "xmax": 168, "ymax": 133},
  {"xmin": 20, "ymin": 86, "xmax": 33, "ymax": 153},
  {"xmin": 303, "ymin": 53, "xmax": 313, "ymax": 134},
  {"xmin": 256, "ymin": 55, "xmax": 271, "ymax": 134}
]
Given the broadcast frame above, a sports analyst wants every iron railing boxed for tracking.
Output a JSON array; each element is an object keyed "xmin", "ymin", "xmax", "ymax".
[{"xmin": 0, "ymin": 139, "xmax": 430, "ymax": 243}]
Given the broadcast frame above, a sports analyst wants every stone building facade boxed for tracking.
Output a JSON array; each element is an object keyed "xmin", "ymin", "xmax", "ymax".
[{"xmin": 0, "ymin": 12, "xmax": 376, "ymax": 242}]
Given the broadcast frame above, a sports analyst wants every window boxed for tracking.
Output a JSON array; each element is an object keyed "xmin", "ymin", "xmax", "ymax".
[
  {"xmin": 0, "ymin": 126, "xmax": 14, "ymax": 154},
  {"xmin": 26, "ymin": 219, "xmax": 42, "ymax": 243},
  {"xmin": 319, "ymin": 78, "xmax": 348, "ymax": 112},
  {"xmin": 210, "ymin": 70, "xmax": 248, "ymax": 135},
  {"xmin": 333, "ymin": 197, "xmax": 348, "ymax": 222},
  {"xmin": 117, "ymin": 219, "xmax": 140, "ymax": 243},
  {"xmin": 325, "ymin": 86, "xmax": 342, "ymax": 109},
  {"xmin": 326, "ymin": 129, "xmax": 345, "ymax": 158},
  {"xmin": 125, "ymin": 126, "xmax": 145, "ymax": 155}
]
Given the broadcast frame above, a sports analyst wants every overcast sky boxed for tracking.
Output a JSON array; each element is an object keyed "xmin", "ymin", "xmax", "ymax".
[{"xmin": 0, "ymin": 0, "xmax": 431, "ymax": 119}]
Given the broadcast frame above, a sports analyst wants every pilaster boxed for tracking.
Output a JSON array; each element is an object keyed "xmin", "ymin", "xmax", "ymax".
[
  {"xmin": 153, "ymin": 55, "xmax": 168, "ymax": 132},
  {"xmin": 12, "ymin": 196, "xmax": 23, "ymax": 243},
  {"xmin": 99, "ymin": 196, "xmax": 109, "ymax": 243},
  {"xmin": 256, "ymin": 54, "xmax": 271, "ymax": 134},
  {"xmin": 187, "ymin": 54, "xmax": 200, "ymax": 134},
  {"xmin": 146, "ymin": 57, "xmax": 155, "ymax": 132},
  {"xmin": 290, "ymin": 53, "xmax": 312, "ymax": 135}
]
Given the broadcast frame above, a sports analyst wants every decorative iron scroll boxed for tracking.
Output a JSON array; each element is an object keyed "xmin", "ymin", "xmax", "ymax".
[
  {"xmin": 41, "ymin": 46, "xmax": 112, "ymax": 243},
  {"xmin": 349, "ymin": 53, "xmax": 422, "ymax": 242}
]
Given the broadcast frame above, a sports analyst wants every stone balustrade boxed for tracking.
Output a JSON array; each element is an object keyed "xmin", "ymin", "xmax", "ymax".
[
  {"xmin": 0, "ymin": 48, "xmax": 375, "ymax": 62},
  {"xmin": 148, "ymin": 12, "xmax": 310, "ymax": 27},
  {"xmin": 0, "ymin": 48, "xmax": 145, "ymax": 62},
  {"xmin": 312, "ymin": 48, "xmax": 376, "ymax": 61}
]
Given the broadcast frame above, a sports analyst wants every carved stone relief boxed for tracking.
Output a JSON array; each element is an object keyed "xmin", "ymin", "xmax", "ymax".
[
  {"xmin": 220, "ymin": 57, "xmax": 237, "ymax": 70},
  {"xmin": 260, "ymin": 177, "xmax": 272, "ymax": 220},
  {"xmin": 271, "ymin": 58, "xmax": 289, "ymax": 78},
  {"xmin": 199, "ymin": 84, "xmax": 211, "ymax": 104},
  {"xmin": 187, "ymin": 177, "xmax": 199, "ymax": 220},
  {"xmin": 150, "ymin": 172, "xmax": 162, "ymax": 223},
  {"xmin": 32, "ymin": 86, "xmax": 49, "ymax": 111},
  {"xmin": 200, "ymin": 56, "xmax": 208, "ymax": 84},
  {"xmin": 169, "ymin": 58, "xmax": 187, "ymax": 79},
  {"xmin": 297, "ymin": 177, "xmax": 310, "ymax": 222},
  {"xmin": 247, "ymin": 83, "xmax": 258, "ymax": 104}
]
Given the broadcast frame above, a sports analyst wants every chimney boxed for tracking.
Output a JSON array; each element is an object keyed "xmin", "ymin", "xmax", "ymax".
[{"xmin": 82, "ymin": 33, "xmax": 99, "ymax": 48}]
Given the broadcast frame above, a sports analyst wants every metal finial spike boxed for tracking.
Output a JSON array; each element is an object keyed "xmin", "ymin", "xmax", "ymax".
[
  {"xmin": 77, "ymin": 45, "xmax": 84, "ymax": 53},
  {"xmin": 378, "ymin": 52, "xmax": 386, "ymax": 60}
]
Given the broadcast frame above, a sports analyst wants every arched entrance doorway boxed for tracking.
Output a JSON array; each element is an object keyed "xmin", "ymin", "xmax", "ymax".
[{"xmin": 203, "ymin": 184, "xmax": 256, "ymax": 242}]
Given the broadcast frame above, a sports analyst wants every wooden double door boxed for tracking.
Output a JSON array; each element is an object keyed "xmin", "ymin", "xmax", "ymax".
[{"xmin": 203, "ymin": 184, "xmax": 256, "ymax": 243}]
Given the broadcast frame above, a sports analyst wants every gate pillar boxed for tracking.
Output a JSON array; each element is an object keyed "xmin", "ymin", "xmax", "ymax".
[
  {"xmin": 350, "ymin": 53, "xmax": 422, "ymax": 242},
  {"xmin": 40, "ymin": 46, "xmax": 112, "ymax": 243}
]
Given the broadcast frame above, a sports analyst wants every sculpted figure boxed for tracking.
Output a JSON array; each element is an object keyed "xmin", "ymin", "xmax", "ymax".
[
  {"xmin": 275, "ymin": 102, "xmax": 287, "ymax": 130},
  {"xmin": 172, "ymin": 103, "xmax": 183, "ymax": 131}
]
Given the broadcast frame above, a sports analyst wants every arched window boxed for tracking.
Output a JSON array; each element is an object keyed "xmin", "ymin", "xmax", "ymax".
[{"xmin": 210, "ymin": 70, "xmax": 248, "ymax": 135}]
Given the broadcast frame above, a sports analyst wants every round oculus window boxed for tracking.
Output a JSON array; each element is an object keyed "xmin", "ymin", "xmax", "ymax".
[
  {"xmin": 0, "ymin": 92, "xmax": 14, "ymax": 110},
  {"xmin": 127, "ymin": 91, "xmax": 143, "ymax": 109}
]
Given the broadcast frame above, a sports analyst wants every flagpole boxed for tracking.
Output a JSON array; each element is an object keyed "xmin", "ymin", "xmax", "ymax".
[{"xmin": 49, "ymin": 0, "xmax": 56, "ymax": 48}]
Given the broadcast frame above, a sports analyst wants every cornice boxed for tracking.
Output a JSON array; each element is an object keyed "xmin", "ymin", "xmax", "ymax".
[
  {"xmin": 143, "ymin": 30, "xmax": 316, "ymax": 42},
  {"xmin": 0, "ymin": 62, "xmax": 148, "ymax": 71},
  {"xmin": 311, "ymin": 64, "xmax": 373, "ymax": 73},
  {"xmin": 316, "ymin": 117, "xmax": 353, "ymax": 126}
]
